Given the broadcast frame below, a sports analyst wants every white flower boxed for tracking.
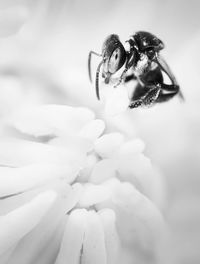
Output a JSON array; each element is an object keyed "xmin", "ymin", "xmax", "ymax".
[{"xmin": 0, "ymin": 103, "xmax": 166, "ymax": 264}]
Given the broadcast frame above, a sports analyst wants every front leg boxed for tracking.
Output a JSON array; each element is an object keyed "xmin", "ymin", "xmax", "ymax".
[{"xmin": 129, "ymin": 85, "xmax": 161, "ymax": 108}]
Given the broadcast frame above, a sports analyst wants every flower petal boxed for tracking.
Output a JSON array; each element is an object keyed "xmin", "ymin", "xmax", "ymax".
[
  {"xmin": 79, "ymin": 119, "xmax": 105, "ymax": 141},
  {"xmin": 55, "ymin": 209, "xmax": 87, "ymax": 264},
  {"xmin": 0, "ymin": 137, "xmax": 85, "ymax": 168},
  {"xmin": 82, "ymin": 211, "xmax": 107, "ymax": 264},
  {"xmin": 94, "ymin": 132, "xmax": 124, "ymax": 158},
  {"xmin": 103, "ymin": 181, "xmax": 166, "ymax": 251},
  {"xmin": 118, "ymin": 138, "xmax": 145, "ymax": 155},
  {"xmin": 78, "ymin": 183, "xmax": 111, "ymax": 208},
  {"xmin": 0, "ymin": 163, "xmax": 77, "ymax": 197},
  {"xmin": 35, "ymin": 219, "xmax": 66, "ymax": 264},
  {"xmin": 0, "ymin": 190, "xmax": 57, "ymax": 255},
  {"xmin": 9, "ymin": 105, "xmax": 95, "ymax": 137},
  {"xmin": 0, "ymin": 243, "xmax": 17, "ymax": 264},
  {"xmin": 98, "ymin": 209, "xmax": 121, "ymax": 264},
  {"xmin": 90, "ymin": 159, "xmax": 117, "ymax": 184},
  {"xmin": 64, "ymin": 183, "xmax": 83, "ymax": 213},
  {"xmin": 5, "ymin": 190, "xmax": 67, "ymax": 264},
  {"xmin": 78, "ymin": 153, "xmax": 99, "ymax": 182},
  {"xmin": 0, "ymin": 179, "xmax": 69, "ymax": 215},
  {"xmin": 116, "ymin": 154, "xmax": 165, "ymax": 206},
  {"xmin": 48, "ymin": 135, "xmax": 92, "ymax": 159}
]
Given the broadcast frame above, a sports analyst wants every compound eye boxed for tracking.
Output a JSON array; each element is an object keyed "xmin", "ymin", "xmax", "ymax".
[{"xmin": 108, "ymin": 47, "xmax": 124, "ymax": 74}]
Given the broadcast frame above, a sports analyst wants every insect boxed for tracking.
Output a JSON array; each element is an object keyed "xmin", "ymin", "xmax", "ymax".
[{"xmin": 88, "ymin": 31, "xmax": 183, "ymax": 108}]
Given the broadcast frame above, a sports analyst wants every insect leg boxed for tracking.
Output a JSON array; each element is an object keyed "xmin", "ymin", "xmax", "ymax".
[
  {"xmin": 95, "ymin": 61, "xmax": 104, "ymax": 100},
  {"xmin": 88, "ymin": 51, "xmax": 101, "ymax": 82},
  {"xmin": 129, "ymin": 84, "xmax": 161, "ymax": 108}
]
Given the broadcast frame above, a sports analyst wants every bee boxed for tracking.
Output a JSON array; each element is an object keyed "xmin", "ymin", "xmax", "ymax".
[{"xmin": 88, "ymin": 31, "xmax": 183, "ymax": 108}]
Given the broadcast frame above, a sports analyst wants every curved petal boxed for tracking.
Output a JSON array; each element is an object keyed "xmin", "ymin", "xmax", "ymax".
[
  {"xmin": 78, "ymin": 183, "xmax": 111, "ymax": 208},
  {"xmin": 96, "ymin": 180, "xmax": 166, "ymax": 252},
  {"xmin": 0, "ymin": 137, "xmax": 86, "ymax": 168},
  {"xmin": 98, "ymin": 209, "xmax": 122, "ymax": 264},
  {"xmin": 9, "ymin": 105, "xmax": 95, "ymax": 137},
  {"xmin": 90, "ymin": 159, "xmax": 117, "ymax": 184},
  {"xmin": 0, "ymin": 163, "xmax": 77, "ymax": 197},
  {"xmin": 116, "ymin": 153, "xmax": 165, "ymax": 207},
  {"xmin": 0, "ymin": 190, "xmax": 57, "ymax": 255},
  {"xmin": 79, "ymin": 119, "xmax": 105, "ymax": 142},
  {"xmin": 94, "ymin": 132, "xmax": 124, "ymax": 158},
  {"xmin": 55, "ymin": 209, "xmax": 87, "ymax": 264},
  {"xmin": 5, "ymin": 190, "xmax": 67, "ymax": 264},
  {"xmin": 118, "ymin": 138, "xmax": 145, "ymax": 155},
  {"xmin": 0, "ymin": 243, "xmax": 17, "ymax": 264},
  {"xmin": 82, "ymin": 210, "xmax": 107, "ymax": 264}
]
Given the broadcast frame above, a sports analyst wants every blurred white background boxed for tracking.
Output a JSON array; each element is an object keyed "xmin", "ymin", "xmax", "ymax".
[{"xmin": 0, "ymin": 0, "xmax": 200, "ymax": 263}]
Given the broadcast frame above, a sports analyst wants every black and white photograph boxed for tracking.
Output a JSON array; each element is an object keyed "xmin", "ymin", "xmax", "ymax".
[{"xmin": 0, "ymin": 1, "xmax": 199, "ymax": 264}]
